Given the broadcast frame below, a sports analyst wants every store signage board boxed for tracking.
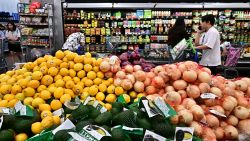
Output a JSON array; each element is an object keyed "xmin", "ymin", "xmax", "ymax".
[{"xmin": 65, "ymin": 0, "xmax": 250, "ymax": 3}]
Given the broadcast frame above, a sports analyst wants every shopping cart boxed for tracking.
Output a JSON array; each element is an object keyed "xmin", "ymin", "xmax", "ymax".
[
  {"xmin": 0, "ymin": 38, "xmax": 8, "ymax": 73},
  {"xmin": 220, "ymin": 43, "xmax": 245, "ymax": 79}
]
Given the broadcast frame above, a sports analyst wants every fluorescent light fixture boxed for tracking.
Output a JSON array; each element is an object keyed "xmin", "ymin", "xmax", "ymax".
[
  {"xmin": 113, "ymin": 3, "xmax": 155, "ymax": 9},
  {"xmin": 204, "ymin": 3, "xmax": 250, "ymax": 8},
  {"xmin": 155, "ymin": 3, "xmax": 203, "ymax": 9},
  {"xmin": 63, "ymin": 3, "xmax": 113, "ymax": 8}
]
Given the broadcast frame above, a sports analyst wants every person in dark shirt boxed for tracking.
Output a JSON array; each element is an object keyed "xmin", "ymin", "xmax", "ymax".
[{"xmin": 168, "ymin": 17, "xmax": 189, "ymax": 47}]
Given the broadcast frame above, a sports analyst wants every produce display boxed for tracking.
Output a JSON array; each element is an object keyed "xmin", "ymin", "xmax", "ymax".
[{"xmin": 0, "ymin": 50, "xmax": 250, "ymax": 141}]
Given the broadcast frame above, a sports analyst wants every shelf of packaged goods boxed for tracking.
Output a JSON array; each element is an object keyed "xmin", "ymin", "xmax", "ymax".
[
  {"xmin": 150, "ymin": 40, "xmax": 168, "ymax": 43},
  {"xmin": 21, "ymin": 34, "xmax": 49, "ymax": 37},
  {"xmin": 235, "ymin": 19, "xmax": 250, "ymax": 21},
  {"xmin": 64, "ymin": 18, "xmax": 153, "ymax": 21},
  {"xmin": 0, "ymin": 19, "xmax": 19, "ymax": 23},
  {"xmin": 145, "ymin": 59, "xmax": 170, "ymax": 64},
  {"xmin": 19, "ymin": 13, "xmax": 48, "ymax": 16},
  {"xmin": 22, "ymin": 44, "xmax": 49, "ymax": 47},
  {"xmin": 20, "ymin": 23, "xmax": 48, "ymax": 26}
]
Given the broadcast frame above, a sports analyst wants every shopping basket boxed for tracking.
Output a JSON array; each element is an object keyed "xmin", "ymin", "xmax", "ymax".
[{"xmin": 0, "ymin": 38, "xmax": 8, "ymax": 73}]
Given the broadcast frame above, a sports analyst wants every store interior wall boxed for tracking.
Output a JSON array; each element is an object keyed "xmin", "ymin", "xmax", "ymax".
[{"xmin": 0, "ymin": 0, "xmax": 19, "ymax": 14}]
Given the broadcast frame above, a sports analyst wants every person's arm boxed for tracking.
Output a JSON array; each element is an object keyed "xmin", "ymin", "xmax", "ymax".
[
  {"xmin": 195, "ymin": 32, "xmax": 202, "ymax": 46},
  {"xmin": 196, "ymin": 45, "xmax": 210, "ymax": 50}
]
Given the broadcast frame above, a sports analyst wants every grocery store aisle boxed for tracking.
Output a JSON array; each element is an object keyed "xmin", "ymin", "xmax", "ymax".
[{"xmin": 4, "ymin": 52, "xmax": 22, "ymax": 70}]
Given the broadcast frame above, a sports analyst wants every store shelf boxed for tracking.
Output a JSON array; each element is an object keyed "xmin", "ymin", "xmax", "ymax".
[
  {"xmin": 0, "ymin": 19, "xmax": 19, "ymax": 23},
  {"xmin": 22, "ymin": 44, "xmax": 49, "ymax": 47},
  {"xmin": 19, "ymin": 13, "xmax": 48, "ymax": 16},
  {"xmin": 20, "ymin": 23, "xmax": 48, "ymax": 26},
  {"xmin": 22, "ymin": 34, "xmax": 49, "ymax": 37}
]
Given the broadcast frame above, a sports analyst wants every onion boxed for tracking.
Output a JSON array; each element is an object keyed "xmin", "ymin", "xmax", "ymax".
[
  {"xmin": 111, "ymin": 65, "xmax": 121, "ymax": 73},
  {"xmin": 224, "ymin": 125, "xmax": 238, "ymax": 139},
  {"xmin": 205, "ymin": 114, "xmax": 219, "ymax": 128},
  {"xmin": 237, "ymin": 96, "xmax": 249, "ymax": 107},
  {"xmin": 174, "ymin": 105, "xmax": 185, "ymax": 112},
  {"xmin": 204, "ymin": 99, "xmax": 219, "ymax": 107},
  {"xmin": 168, "ymin": 69, "xmax": 182, "ymax": 81},
  {"xmin": 116, "ymin": 71, "xmax": 126, "ymax": 79},
  {"xmin": 134, "ymin": 70, "xmax": 146, "ymax": 82},
  {"xmin": 186, "ymin": 85, "xmax": 200, "ymax": 99},
  {"xmin": 178, "ymin": 90, "xmax": 187, "ymax": 99},
  {"xmin": 184, "ymin": 61, "xmax": 198, "ymax": 71},
  {"xmin": 235, "ymin": 90, "xmax": 244, "ymax": 99},
  {"xmin": 223, "ymin": 87, "xmax": 235, "ymax": 96},
  {"xmin": 235, "ymin": 80, "xmax": 248, "ymax": 92},
  {"xmin": 133, "ymin": 65, "xmax": 142, "ymax": 72},
  {"xmin": 146, "ymin": 95, "xmax": 157, "ymax": 101},
  {"xmin": 182, "ymin": 98, "xmax": 196, "ymax": 109},
  {"xmin": 134, "ymin": 81, "xmax": 144, "ymax": 93},
  {"xmin": 104, "ymin": 72, "xmax": 113, "ymax": 78},
  {"xmin": 199, "ymin": 83, "xmax": 211, "ymax": 93},
  {"xmin": 227, "ymin": 96, "xmax": 238, "ymax": 106},
  {"xmin": 220, "ymin": 121, "xmax": 228, "ymax": 127},
  {"xmin": 210, "ymin": 105, "xmax": 225, "ymax": 115},
  {"xmin": 151, "ymin": 76, "xmax": 165, "ymax": 88},
  {"xmin": 225, "ymin": 81, "xmax": 236, "ymax": 89},
  {"xmin": 198, "ymin": 71, "xmax": 211, "ymax": 83},
  {"xmin": 238, "ymin": 119, "xmax": 250, "ymax": 135},
  {"xmin": 234, "ymin": 106, "xmax": 250, "ymax": 120},
  {"xmin": 246, "ymin": 87, "xmax": 250, "ymax": 97},
  {"xmin": 210, "ymin": 87, "xmax": 222, "ymax": 97},
  {"xmin": 158, "ymin": 72, "xmax": 169, "ymax": 82},
  {"xmin": 164, "ymin": 91, "xmax": 182, "ymax": 106},
  {"xmin": 146, "ymin": 72, "xmax": 155, "ymax": 79},
  {"xmin": 190, "ymin": 105, "xmax": 205, "ymax": 121},
  {"xmin": 126, "ymin": 74, "xmax": 135, "ymax": 84},
  {"xmin": 201, "ymin": 67, "xmax": 212, "ymax": 75},
  {"xmin": 99, "ymin": 61, "xmax": 110, "ymax": 72},
  {"xmin": 212, "ymin": 77, "xmax": 225, "ymax": 90},
  {"xmin": 165, "ymin": 86, "xmax": 175, "ymax": 92},
  {"xmin": 121, "ymin": 79, "xmax": 133, "ymax": 90},
  {"xmin": 124, "ymin": 65, "xmax": 134, "ymax": 73},
  {"xmin": 173, "ymin": 80, "xmax": 187, "ymax": 90},
  {"xmin": 241, "ymin": 77, "xmax": 250, "ymax": 87},
  {"xmin": 178, "ymin": 63, "xmax": 187, "ymax": 73},
  {"xmin": 202, "ymin": 127, "xmax": 217, "ymax": 141},
  {"xmin": 222, "ymin": 96, "xmax": 237, "ymax": 111},
  {"xmin": 178, "ymin": 109, "xmax": 193, "ymax": 124},
  {"xmin": 183, "ymin": 70, "xmax": 197, "ymax": 83},
  {"xmin": 143, "ymin": 78, "xmax": 151, "ymax": 87},
  {"xmin": 153, "ymin": 66, "xmax": 164, "ymax": 74},
  {"xmin": 145, "ymin": 86, "xmax": 156, "ymax": 95},
  {"xmin": 190, "ymin": 121, "xmax": 203, "ymax": 137},
  {"xmin": 226, "ymin": 115, "xmax": 239, "ymax": 126},
  {"xmin": 158, "ymin": 89, "xmax": 165, "ymax": 95},
  {"xmin": 114, "ymin": 78, "xmax": 122, "ymax": 86},
  {"xmin": 214, "ymin": 127, "xmax": 224, "ymax": 140},
  {"xmin": 170, "ymin": 115, "xmax": 179, "ymax": 125}
]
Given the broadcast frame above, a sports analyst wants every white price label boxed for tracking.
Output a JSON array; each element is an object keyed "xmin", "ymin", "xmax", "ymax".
[
  {"xmin": 209, "ymin": 109, "xmax": 227, "ymax": 118},
  {"xmin": 20, "ymin": 105, "xmax": 27, "ymax": 115},
  {"xmin": 200, "ymin": 93, "xmax": 218, "ymax": 99},
  {"xmin": 0, "ymin": 116, "xmax": 3, "ymax": 129},
  {"xmin": 143, "ymin": 130, "xmax": 166, "ymax": 141},
  {"xmin": 52, "ymin": 119, "xmax": 75, "ymax": 135},
  {"xmin": 68, "ymin": 132, "xmax": 88, "ymax": 141},
  {"xmin": 14, "ymin": 101, "xmax": 23, "ymax": 112}
]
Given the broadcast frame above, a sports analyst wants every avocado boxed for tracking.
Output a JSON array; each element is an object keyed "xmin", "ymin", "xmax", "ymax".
[
  {"xmin": 71, "ymin": 104, "xmax": 91, "ymax": 120},
  {"xmin": 95, "ymin": 111, "xmax": 112, "ymax": 125},
  {"xmin": 0, "ymin": 129, "xmax": 15, "ymax": 141},
  {"xmin": 136, "ymin": 118, "xmax": 151, "ymax": 130},
  {"xmin": 112, "ymin": 102, "xmax": 123, "ymax": 111},
  {"xmin": 112, "ymin": 110, "xmax": 136, "ymax": 127},
  {"xmin": 75, "ymin": 119, "xmax": 94, "ymax": 132},
  {"xmin": 53, "ymin": 129, "xmax": 74, "ymax": 141},
  {"xmin": 111, "ymin": 128, "xmax": 131, "ymax": 141}
]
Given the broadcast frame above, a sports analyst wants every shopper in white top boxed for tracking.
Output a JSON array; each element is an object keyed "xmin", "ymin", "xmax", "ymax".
[{"xmin": 195, "ymin": 14, "xmax": 221, "ymax": 74}]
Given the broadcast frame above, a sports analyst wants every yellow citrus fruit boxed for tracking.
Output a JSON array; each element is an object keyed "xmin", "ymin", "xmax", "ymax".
[
  {"xmin": 54, "ymin": 87, "xmax": 64, "ymax": 99},
  {"xmin": 96, "ymin": 58, "xmax": 102, "ymax": 66},
  {"xmin": 93, "ymin": 78, "xmax": 102, "ymax": 85},
  {"xmin": 73, "ymin": 85, "xmax": 83, "ymax": 95},
  {"xmin": 66, "ymin": 52, "xmax": 76, "ymax": 61},
  {"xmin": 98, "ymin": 84, "xmax": 107, "ymax": 93},
  {"xmin": 33, "ymin": 66, "xmax": 40, "ymax": 72},
  {"xmin": 96, "ymin": 92, "xmax": 105, "ymax": 101},
  {"xmin": 87, "ymin": 71, "xmax": 96, "ymax": 80},
  {"xmin": 32, "ymin": 97, "xmax": 45, "ymax": 108},
  {"xmin": 104, "ymin": 103, "xmax": 112, "ymax": 111},
  {"xmin": 74, "ymin": 55, "xmax": 84, "ymax": 63},
  {"xmin": 15, "ymin": 133, "xmax": 28, "ymax": 141},
  {"xmin": 36, "ymin": 57, "xmax": 46, "ymax": 64},
  {"xmin": 32, "ymin": 71, "xmax": 43, "ymax": 81},
  {"xmin": 23, "ymin": 97, "xmax": 34, "ymax": 105},
  {"xmin": 102, "ymin": 80, "xmax": 110, "ymax": 87},
  {"xmin": 55, "ymin": 50, "xmax": 65, "ymax": 59},
  {"xmin": 62, "ymin": 57, "xmax": 68, "ymax": 62},
  {"xmin": 63, "ymin": 76, "xmax": 72, "ymax": 82},
  {"xmin": 55, "ymin": 79, "xmax": 65, "ymax": 87},
  {"xmin": 54, "ymin": 58, "xmax": 63, "ymax": 67},
  {"xmin": 7, "ymin": 77, "xmax": 16, "ymax": 85},
  {"xmin": 0, "ymin": 100, "xmax": 8, "ymax": 107},
  {"xmin": 84, "ymin": 64, "xmax": 92, "ymax": 72},
  {"xmin": 40, "ymin": 90, "xmax": 52, "ymax": 100},
  {"xmin": 37, "ymin": 85, "xmax": 47, "ymax": 93},
  {"xmin": 44, "ymin": 55, "xmax": 53, "ymax": 61},
  {"xmin": 85, "ymin": 52, "xmax": 92, "ymax": 58},
  {"xmin": 68, "ymin": 61, "xmax": 75, "ymax": 69},
  {"xmin": 41, "ymin": 116, "xmax": 54, "ymax": 129},
  {"xmin": 48, "ymin": 67, "xmax": 59, "ymax": 76},
  {"xmin": 83, "ymin": 87, "xmax": 89, "ymax": 92},
  {"xmin": 77, "ymin": 70, "xmax": 86, "ymax": 78},
  {"xmin": 122, "ymin": 94, "xmax": 131, "ymax": 103},
  {"xmin": 73, "ymin": 77, "xmax": 81, "ymax": 84},
  {"xmin": 65, "ymin": 89, "xmax": 75, "ymax": 98},
  {"xmin": 88, "ymin": 85, "xmax": 98, "ymax": 96},
  {"xmin": 50, "ymin": 99, "xmax": 62, "ymax": 111},
  {"xmin": 74, "ymin": 63, "xmax": 83, "ymax": 71},
  {"xmin": 47, "ymin": 59, "xmax": 57, "ymax": 68},
  {"xmin": 0, "ymin": 84, "xmax": 12, "ymax": 94},
  {"xmin": 105, "ymin": 94, "xmax": 116, "ymax": 103},
  {"xmin": 6, "ymin": 70, "xmax": 15, "ymax": 76},
  {"xmin": 137, "ymin": 93, "xmax": 145, "ymax": 98},
  {"xmin": 107, "ymin": 85, "xmax": 115, "ymax": 94},
  {"xmin": 39, "ymin": 104, "xmax": 51, "ymax": 112},
  {"xmin": 129, "ymin": 91, "xmax": 137, "ymax": 99},
  {"xmin": 39, "ymin": 62, "xmax": 47, "ymax": 67},
  {"xmin": 60, "ymin": 62, "xmax": 68, "ymax": 69},
  {"xmin": 69, "ymin": 69, "xmax": 76, "ymax": 77},
  {"xmin": 59, "ymin": 68, "xmax": 69, "ymax": 76},
  {"xmin": 80, "ymin": 92, "xmax": 89, "ymax": 100},
  {"xmin": 41, "ymin": 75, "xmax": 54, "ymax": 86},
  {"xmin": 23, "ymin": 87, "xmax": 35, "ymax": 97},
  {"xmin": 24, "ymin": 72, "xmax": 32, "ymax": 77},
  {"xmin": 64, "ymin": 50, "xmax": 71, "ymax": 55},
  {"xmin": 93, "ymin": 66, "xmax": 99, "ymax": 72},
  {"xmin": 115, "ymin": 87, "xmax": 124, "ymax": 96},
  {"xmin": 8, "ymin": 99, "xmax": 19, "ymax": 108},
  {"xmin": 11, "ymin": 84, "xmax": 22, "ymax": 94},
  {"xmin": 3, "ymin": 94, "xmax": 15, "ymax": 101},
  {"xmin": 34, "ymin": 93, "xmax": 40, "ymax": 98},
  {"xmin": 41, "ymin": 110, "xmax": 53, "ymax": 119},
  {"xmin": 108, "ymin": 78, "xmax": 114, "ymax": 84},
  {"xmin": 27, "ymin": 80, "xmax": 40, "ymax": 89},
  {"xmin": 31, "ymin": 122, "xmax": 43, "ymax": 134},
  {"xmin": 84, "ymin": 79, "xmax": 93, "ymax": 87},
  {"xmin": 40, "ymin": 66, "xmax": 48, "ymax": 75},
  {"xmin": 65, "ymin": 80, "xmax": 75, "ymax": 89},
  {"xmin": 25, "ymin": 75, "xmax": 32, "ymax": 81},
  {"xmin": 77, "ymin": 82, "xmax": 84, "ymax": 88},
  {"xmin": 54, "ymin": 74, "xmax": 63, "ymax": 82},
  {"xmin": 48, "ymin": 86, "xmax": 56, "ymax": 94},
  {"xmin": 53, "ymin": 116, "xmax": 61, "ymax": 125},
  {"xmin": 15, "ymin": 93, "xmax": 25, "ymax": 101},
  {"xmin": 84, "ymin": 57, "xmax": 92, "ymax": 65},
  {"xmin": 60, "ymin": 94, "xmax": 71, "ymax": 104}
]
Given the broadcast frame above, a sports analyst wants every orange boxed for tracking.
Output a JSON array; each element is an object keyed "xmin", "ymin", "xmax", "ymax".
[{"xmin": 50, "ymin": 100, "xmax": 62, "ymax": 111}]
